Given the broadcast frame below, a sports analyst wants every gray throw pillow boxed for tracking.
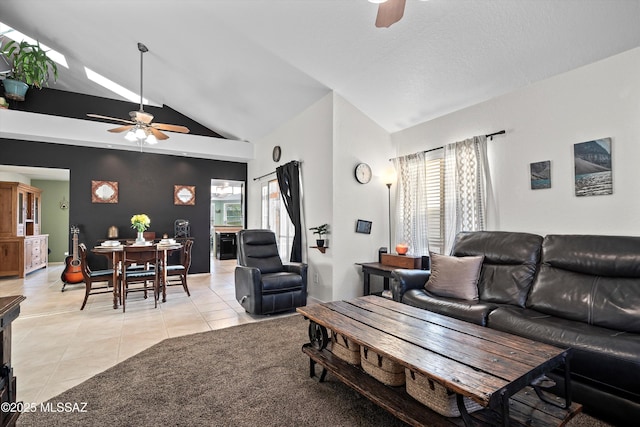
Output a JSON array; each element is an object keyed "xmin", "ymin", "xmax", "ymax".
[{"xmin": 425, "ymin": 252, "xmax": 484, "ymax": 300}]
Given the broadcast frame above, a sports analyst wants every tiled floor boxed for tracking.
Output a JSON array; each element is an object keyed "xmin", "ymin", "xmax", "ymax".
[{"xmin": 1, "ymin": 258, "xmax": 295, "ymax": 405}]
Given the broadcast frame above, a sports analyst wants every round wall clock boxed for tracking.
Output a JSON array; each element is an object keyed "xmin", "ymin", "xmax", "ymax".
[
  {"xmin": 354, "ymin": 163, "xmax": 372, "ymax": 184},
  {"xmin": 272, "ymin": 145, "xmax": 282, "ymax": 162}
]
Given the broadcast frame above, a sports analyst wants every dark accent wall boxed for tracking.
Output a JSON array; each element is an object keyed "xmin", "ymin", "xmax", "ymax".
[
  {"xmin": 2, "ymin": 85, "xmax": 226, "ymax": 139},
  {"xmin": 2, "ymin": 138, "xmax": 246, "ymax": 273}
]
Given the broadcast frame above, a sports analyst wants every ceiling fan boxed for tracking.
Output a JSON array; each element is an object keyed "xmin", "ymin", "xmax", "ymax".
[
  {"xmin": 87, "ymin": 42, "xmax": 189, "ymax": 144},
  {"xmin": 372, "ymin": 0, "xmax": 427, "ymax": 28}
]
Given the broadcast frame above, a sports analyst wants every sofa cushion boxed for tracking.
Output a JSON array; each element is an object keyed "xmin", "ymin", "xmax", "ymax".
[
  {"xmin": 528, "ymin": 235, "xmax": 640, "ymax": 333},
  {"xmin": 261, "ymin": 272, "xmax": 303, "ymax": 293},
  {"xmin": 238, "ymin": 230, "xmax": 284, "ymax": 274},
  {"xmin": 425, "ymin": 252, "xmax": 483, "ymax": 300},
  {"xmin": 452, "ymin": 231, "xmax": 543, "ymax": 307},
  {"xmin": 402, "ymin": 289, "xmax": 498, "ymax": 326},
  {"xmin": 488, "ymin": 306, "xmax": 640, "ymax": 396}
]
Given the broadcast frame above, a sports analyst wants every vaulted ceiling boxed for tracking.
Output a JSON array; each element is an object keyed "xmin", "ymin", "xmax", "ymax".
[{"xmin": 2, "ymin": 0, "xmax": 639, "ymax": 145}]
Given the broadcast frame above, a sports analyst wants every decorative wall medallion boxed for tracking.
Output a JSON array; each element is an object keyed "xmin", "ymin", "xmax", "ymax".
[
  {"xmin": 59, "ymin": 196, "xmax": 69, "ymax": 210},
  {"xmin": 91, "ymin": 180, "xmax": 119, "ymax": 203},
  {"xmin": 174, "ymin": 185, "xmax": 196, "ymax": 205}
]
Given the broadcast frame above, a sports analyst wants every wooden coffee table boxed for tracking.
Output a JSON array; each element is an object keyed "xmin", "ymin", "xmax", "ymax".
[{"xmin": 297, "ymin": 296, "xmax": 582, "ymax": 427}]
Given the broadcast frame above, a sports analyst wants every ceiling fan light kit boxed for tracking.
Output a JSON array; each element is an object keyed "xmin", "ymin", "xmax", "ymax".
[{"xmin": 87, "ymin": 42, "xmax": 189, "ymax": 146}]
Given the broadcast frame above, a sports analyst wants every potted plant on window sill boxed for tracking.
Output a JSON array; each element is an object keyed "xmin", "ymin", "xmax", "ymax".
[
  {"xmin": 1, "ymin": 40, "xmax": 58, "ymax": 101},
  {"xmin": 309, "ymin": 224, "xmax": 329, "ymax": 248}
]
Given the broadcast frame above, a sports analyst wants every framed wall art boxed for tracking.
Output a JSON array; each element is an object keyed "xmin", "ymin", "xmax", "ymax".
[
  {"xmin": 574, "ymin": 138, "xmax": 612, "ymax": 197},
  {"xmin": 91, "ymin": 180, "xmax": 118, "ymax": 203},
  {"xmin": 174, "ymin": 185, "xmax": 196, "ymax": 205},
  {"xmin": 530, "ymin": 160, "xmax": 551, "ymax": 190},
  {"xmin": 355, "ymin": 219, "xmax": 372, "ymax": 234}
]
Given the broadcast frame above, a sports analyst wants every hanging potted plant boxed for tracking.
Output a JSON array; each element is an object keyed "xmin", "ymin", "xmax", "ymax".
[
  {"xmin": 1, "ymin": 40, "xmax": 58, "ymax": 101},
  {"xmin": 309, "ymin": 224, "xmax": 329, "ymax": 248}
]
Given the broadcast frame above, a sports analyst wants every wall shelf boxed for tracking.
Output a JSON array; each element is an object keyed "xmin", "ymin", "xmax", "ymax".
[{"xmin": 310, "ymin": 246, "xmax": 327, "ymax": 254}]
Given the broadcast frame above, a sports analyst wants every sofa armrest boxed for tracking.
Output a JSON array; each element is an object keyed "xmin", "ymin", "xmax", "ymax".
[
  {"xmin": 283, "ymin": 262, "xmax": 307, "ymax": 276},
  {"xmin": 283, "ymin": 262, "xmax": 308, "ymax": 292},
  {"xmin": 391, "ymin": 269, "xmax": 430, "ymax": 302}
]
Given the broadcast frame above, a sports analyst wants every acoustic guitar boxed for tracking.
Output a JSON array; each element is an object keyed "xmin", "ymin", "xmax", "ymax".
[{"xmin": 61, "ymin": 225, "xmax": 84, "ymax": 289}]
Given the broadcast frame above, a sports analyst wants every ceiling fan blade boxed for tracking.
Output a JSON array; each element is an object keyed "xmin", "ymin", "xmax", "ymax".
[
  {"xmin": 149, "ymin": 127, "xmax": 169, "ymax": 140},
  {"xmin": 152, "ymin": 123, "xmax": 190, "ymax": 133},
  {"xmin": 89, "ymin": 44, "xmax": 188, "ymax": 142},
  {"xmin": 87, "ymin": 113, "xmax": 134, "ymax": 125},
  {"xmin": 108, "ymin": 125, "xmax": 133, "ymax": 133},
  {"xmin": 376, "ymin": 0, "xmax": 406, "ymax": 28}
]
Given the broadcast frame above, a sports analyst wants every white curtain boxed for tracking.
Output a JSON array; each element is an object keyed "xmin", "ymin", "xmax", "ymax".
[
  {"xmin": 443, "ymin": 135, "xmax": 489, "ymax": 254},
  {"xmin": 392, "ymin": 152, "xmax": 429, "ymax": 255}
]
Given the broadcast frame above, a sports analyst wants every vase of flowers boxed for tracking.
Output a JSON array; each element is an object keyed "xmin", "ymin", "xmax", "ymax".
[{"xmin": 131, "ymin": 214, "xmax": 150, "ymax": 244}]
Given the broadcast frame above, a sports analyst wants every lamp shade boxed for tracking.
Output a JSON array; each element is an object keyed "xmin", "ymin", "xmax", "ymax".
[{"xmin": 145, "ymin": 133, "xmax": 158, "ymax": 145}]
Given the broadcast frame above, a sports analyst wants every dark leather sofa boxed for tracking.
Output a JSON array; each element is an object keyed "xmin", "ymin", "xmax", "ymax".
[{"xmin": 391, "ymin": 231, "xmax": 640, "ymax": 426}]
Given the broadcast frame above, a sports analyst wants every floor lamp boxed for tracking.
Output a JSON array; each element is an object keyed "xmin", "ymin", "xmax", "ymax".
[{"xmin": 386, "ymin": 182, "xmax": 392, "ymax": 252}]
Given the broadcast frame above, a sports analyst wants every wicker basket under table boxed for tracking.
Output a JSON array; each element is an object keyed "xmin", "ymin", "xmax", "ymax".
[
  {"xmin": 330, "ymin": 331, "xmax": 361, "ymax": 365},
  {"xmin": 360, "ymin": 347, "xmax": 405, "ymax": 386},
  {"xmin": 405, "ymin": 368, "xmax": 483, "ymax": 417}
]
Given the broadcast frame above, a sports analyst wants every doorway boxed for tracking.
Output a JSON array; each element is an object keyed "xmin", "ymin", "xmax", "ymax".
[
  {"xmin": 210, "ymin": 179, "xmax": 245, "ymax": 264},
  {"xmin": 0, "ymin": 165, "xmax": 70, "ymax": 263}
]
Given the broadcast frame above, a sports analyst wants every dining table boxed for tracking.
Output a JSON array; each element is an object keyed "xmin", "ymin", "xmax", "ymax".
[{"xmin": 92, "ymin": 241, "xmax": 182, "ymax": 309}]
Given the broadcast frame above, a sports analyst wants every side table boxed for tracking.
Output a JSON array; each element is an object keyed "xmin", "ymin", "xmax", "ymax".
[{"xmin": 356, "ymin": 262, "xmax": 398, "ymax": 296}]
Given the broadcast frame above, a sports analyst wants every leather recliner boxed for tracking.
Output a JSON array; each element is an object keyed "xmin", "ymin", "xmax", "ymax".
[{"xmin": 235, "ymin": 229, "xmax": 307, "ymax": 315}]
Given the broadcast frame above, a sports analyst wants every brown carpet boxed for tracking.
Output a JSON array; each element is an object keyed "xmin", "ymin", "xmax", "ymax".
[{"xmin": 18, "ymin": 314, "xmax": 610, "ymax": 427}]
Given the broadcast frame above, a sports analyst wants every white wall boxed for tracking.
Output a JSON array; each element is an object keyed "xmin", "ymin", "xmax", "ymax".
[
  {"xmin": 247, "ymin": 47, "xmax": 639, "ymax": 303},
  {"xmin": 248, "ymin": 92, "xmax": 394, "ymax": 302},
  {"xmin": 392, "ymin": 47, "xmax": 640, "ymax": 237},
  {"xmin": 0, "ymin": 172, "xmax": 30, "ymax": 184},
  {"xmin": 331, "ymin": 94, "xmax": 394, "ymax": 300},
  {"xmin": 248, "ymin": 92, "xmax": 335, "ymax": 301}
]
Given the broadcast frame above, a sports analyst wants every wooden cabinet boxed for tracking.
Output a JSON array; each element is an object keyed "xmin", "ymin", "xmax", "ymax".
[
  {"xmin": 23, "ymin": 235, "xmax": 48, "ymax": 275},
  {"xmin": 0, "ymin": 240, "xmax": 22, "ymax": 277},
  {"xmin": 0, "ymin": 182, "xmax": 47, "ymax": 278}
]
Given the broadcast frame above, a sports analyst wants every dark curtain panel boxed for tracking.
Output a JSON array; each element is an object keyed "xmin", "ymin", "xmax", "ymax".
[{"xmin": 276, "ymin": 161, "xmax": 302, "ymax": 262}]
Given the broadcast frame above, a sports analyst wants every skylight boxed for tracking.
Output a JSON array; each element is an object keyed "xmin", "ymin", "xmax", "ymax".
[
  {"xmin": 0, "ymin": 22, "xmax": 68, "ymax": 68},
  {"xmin": 84, "ymin": 67, "xmax": 149, "ymax": 105},
  {"xmin": 1, "ymin": 21, "xmax": 155, "ymax": 106}
]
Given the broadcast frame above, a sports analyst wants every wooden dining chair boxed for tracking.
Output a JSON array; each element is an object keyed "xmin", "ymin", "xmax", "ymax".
[
  {"xmin": 164, "ymin": 239, "xmax": 193, "ymax": 296},
  {"xmin": 121, "ymin": 245, "xmax": 159, "ymax": 312},
  {"xmin": 143, "ymin": 231, "xmax": 156, "ymax": 241},
  {"xmin": 78, "ymin": 243, "xmax": 114, "ymax": 310}
]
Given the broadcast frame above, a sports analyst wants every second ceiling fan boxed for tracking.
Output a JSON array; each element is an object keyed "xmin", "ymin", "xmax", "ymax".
[
  {"xmin": 373, "ymin": 0, "xmax": 427, "ymax": 28},
  {"xmin": 88, "ymin": 42, "xmax": 189, "ymax": 144}
]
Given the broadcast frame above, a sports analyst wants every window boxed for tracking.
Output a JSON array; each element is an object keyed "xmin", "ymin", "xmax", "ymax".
[
  {"xmin": 425, "ymin": 152, "xmax": 445, "ymax": 254},
  {"xmin": 261, "ymin": 179, "xmax": 294, "ymax": 260},
  {"xmin": 223, "ymin": 203, "xmax": 242, "ymax": 226}
]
